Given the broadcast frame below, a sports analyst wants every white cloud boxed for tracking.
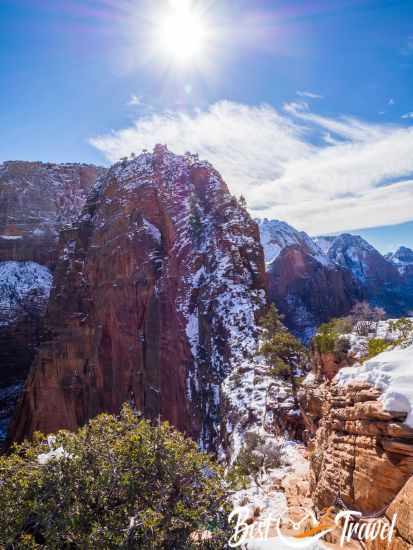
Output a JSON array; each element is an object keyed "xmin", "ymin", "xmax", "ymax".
[
  {"xmin": 90, "ymin": 101, "xmax": 413, "ymax": 235},
  {"xmin": 128, "ymin": 94, "xmax": 143, "ymax": 106},
  {"xmin": 296, "ymin": 90, "xmax": 323, "ymax": 99},
  {"xmin": 402, "ymin": 112, "xmax": 413, "ymax": 119},
  {"xmin": 388, "ymin": 98, "xmax": 395, "ymax": 105}
]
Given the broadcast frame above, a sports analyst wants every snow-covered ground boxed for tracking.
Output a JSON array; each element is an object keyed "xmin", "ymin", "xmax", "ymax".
[
  {"xmin": 338, "ymin": 318, "xmax": 413, "ymax": 360},
  {"xmin": 231, "ymin": 439, "xmax": 308, "ymax": 516}
]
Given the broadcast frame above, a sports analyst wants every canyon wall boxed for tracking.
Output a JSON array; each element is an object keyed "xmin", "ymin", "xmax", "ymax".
[
  {"xmin": 303, "ymin": 329, "xmax": 413, "ymax": 548},
  {"xmin": 10, "ymin": 147, "xmax": 267, "ymax": 453},
  {"xmin": 0, "ymin": 161, "xmax": 102, "ymax": 439}
]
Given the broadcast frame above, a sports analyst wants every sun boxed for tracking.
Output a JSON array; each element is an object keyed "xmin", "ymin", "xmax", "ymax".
[{"xmin": 157, "ymin": 0, "xmax": 208, "ymax": 65}]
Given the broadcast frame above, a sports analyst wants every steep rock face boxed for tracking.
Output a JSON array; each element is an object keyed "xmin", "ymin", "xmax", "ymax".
[
  {"xmin": 377, "ymin": 477, "xmax": 413, "ymax": 549},
  {"xmin": 309, "ymin": 380, "xmax": 413, "ymax": 513},
  {"xmin": 301, "ymin": 325, "xmax": 413, "ymax": 550},
  {"xmin": 387, "ymin": 246, "xmax": 413, "ymax": 283},
  {"xmin": 258, "ymin": 220, "xmax": 362, "ymax": 341},
  {"xmin": 10, "ymin": 147, "xmax": 267, "ymax": 453},
  {"xmin": 327, "ymin": 234, "xmax": 413, "ymax": 316},
  {"xmin": 305, "ymin": 339, "xmax": 413, "ymax": 550},
  {"xmin": 0, "ymin": 161, "xmax": 104, "ymax": 268},
  {"xmin": 0, "ymin": 262, "xmax": 53, "ymax": 438},
  {"xmin": 0, "ymin": 161, "xmax": 102, "ymax": 441},
  {"xmin": 267, "ymin": 244, "xmax": 361, "ymax": 342}
]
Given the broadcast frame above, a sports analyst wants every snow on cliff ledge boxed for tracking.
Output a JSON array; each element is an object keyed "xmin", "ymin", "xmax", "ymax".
[{"xmin": 336, "ymin": 343, "xmax": 413, "ymax": 427}]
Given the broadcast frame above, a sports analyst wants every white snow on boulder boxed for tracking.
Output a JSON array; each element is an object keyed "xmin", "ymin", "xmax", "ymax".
[{"xmin": 336, "ymin": 343, "xmax": 413, "ymax": 427}]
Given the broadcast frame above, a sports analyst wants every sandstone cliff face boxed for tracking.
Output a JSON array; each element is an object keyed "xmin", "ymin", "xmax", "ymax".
[
  {"xmin": 0, "ymin": 161, "xmax": 102, "ymax": 441},
  {"xmin": 0, "ymin": 161, "xmax": 104, "ymax": 268},
  {"xmin": 378, "ymin": 477, "xmax": 413, "ymax": 549},
  {"xmin": 10, "ymin": 147, "xmax": 267, "ymax": 453},
  {"xmin": 309, "ymin": 381, "xmax": 413, "ymax": 513},
  {"xmin": 301, "ymin": 325, "xmax": 413, "ymax": 547},
  {"xmin": 267, "ymin": 245, "xmax": 362, "ymax": 342}
]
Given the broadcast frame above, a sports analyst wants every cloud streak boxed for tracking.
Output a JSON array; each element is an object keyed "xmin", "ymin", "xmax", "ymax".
[
  {"xmin": 90, "ymin": 101, "xmax": 413, "ymax": 235},
  {"xmin": 296, "ymin": 90, "xmax": 323, "ymax": 99}
]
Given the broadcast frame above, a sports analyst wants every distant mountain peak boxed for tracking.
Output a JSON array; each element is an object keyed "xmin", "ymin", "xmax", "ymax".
[{"xmin": 256, "ymin": 218, "xmax": 331, "ymax": 267}]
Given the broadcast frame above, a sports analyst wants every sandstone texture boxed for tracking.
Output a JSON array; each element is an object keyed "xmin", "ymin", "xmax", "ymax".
[
  {"xmin": 0, "ymin": 161, "xmax": 104, "ymax": 268},
  {"xmin": 10, "ymin": 147, "xmax": 267, "ymax": 453},
  {"xmin": 309, "ymin": 380, "xmax": 413, "ymax": 516},
  {"xmin": 0, "ymin": 161, "xmax": 102, "ymax": 440}
]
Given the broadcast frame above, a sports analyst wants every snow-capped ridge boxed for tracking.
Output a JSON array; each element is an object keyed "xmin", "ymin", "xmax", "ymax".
[{"xmin": 257, "ymin": 218, "xmax": 332, "ymax": 267}]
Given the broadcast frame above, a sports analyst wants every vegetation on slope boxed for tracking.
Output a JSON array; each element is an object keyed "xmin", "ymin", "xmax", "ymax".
[
  {"xmin": 0, "ymin": 405, "xmax": 231, "ymax": 549},
  {"xmin": 259, "ymin": 305, "xmax": 307, "ymax": 381}
]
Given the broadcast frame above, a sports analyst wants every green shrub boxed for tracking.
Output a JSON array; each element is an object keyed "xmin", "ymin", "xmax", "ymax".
[
  {"xmin": 313, "ymin": 318, "xmax": 352, "ymax": 355},
  {"xmin": 231, "ymin": 434, "xmax": 284, "ymax": 484},
  {"xmin": 0, "ymin": 405, "xmax": 230, "ymax": 549},
  {"xmin": 313, "ymin": 330, "xmax": 337, "ymax": 354},
  {"xmin": 366, "ymin": 338, "xmax": 392, "ymax": 360},
  {"xmin": 260, "ymin": 331, "xmax": 304, "ymax": 381},
  {"xmin": 268, "ymin": 359, "xmax": 291, "ymax": 379},
  {"xmin": 259, "ymin": 305, "xmax": 284, "ymax": 334}
]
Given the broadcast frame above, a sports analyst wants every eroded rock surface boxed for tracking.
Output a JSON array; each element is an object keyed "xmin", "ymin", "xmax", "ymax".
[
  {"xmin": 10, "ymin": 147, "xmax": 267, "ymax": 453},
  {"xmin": 309, "ymin": 381, "xmax": 413, "ymax": 514},
  {"xmin": 0, "ymin": 161, "xmax": 102, "ymax": 440}
]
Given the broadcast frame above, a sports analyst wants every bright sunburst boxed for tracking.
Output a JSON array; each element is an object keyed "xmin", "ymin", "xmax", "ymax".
[{"xmin": 157, "ymin": 0, "xmax": 209, "ymax": 65}]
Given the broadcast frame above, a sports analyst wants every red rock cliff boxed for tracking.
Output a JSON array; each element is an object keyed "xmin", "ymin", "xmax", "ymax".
[
  {"xmin": 10, "ymin": 147, "xmax": 267, "ymax": 451},
  {"xmin": 0, "ymin": 161, "xmax": 102, "ymax": 441}
]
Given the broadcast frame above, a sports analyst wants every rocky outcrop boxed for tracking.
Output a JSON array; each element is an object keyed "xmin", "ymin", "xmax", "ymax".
[
  {"xmin": 309, "ymin": 381, "xmax": 413, "ymax": 514},
  {"xmin": 0, "ymin": 161, "xmax": 102, "ymax": 441},
  {"xmin": 302, "ymin": 325, "xmax": 413, "ymax": 548},
  {"xmin": 376, "ymin": 476, "xmax": 413, "ymax": 549},
  {"xmin": 10, "ymin": 147, "xmax": 267, "ymax": 453}
]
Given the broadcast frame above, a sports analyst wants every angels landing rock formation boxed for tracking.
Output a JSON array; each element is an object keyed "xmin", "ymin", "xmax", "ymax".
[
  {"xmin": 10, "ymin": 146, "xmax": 267, "ymax": 452},
  {"xmin": 0, "ymin": 161, "xmax": 102, "ymax": 439}
]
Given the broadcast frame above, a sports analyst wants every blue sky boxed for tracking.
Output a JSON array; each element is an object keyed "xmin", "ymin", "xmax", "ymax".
[{"xmin": 1, "ymin": 0, "xmax": 412, "ymax": 251}]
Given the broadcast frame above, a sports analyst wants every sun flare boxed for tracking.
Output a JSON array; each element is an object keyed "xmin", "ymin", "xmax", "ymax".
[{"xmin": 158, "ymin": 0, "xmax": 208, "ymax": 65}]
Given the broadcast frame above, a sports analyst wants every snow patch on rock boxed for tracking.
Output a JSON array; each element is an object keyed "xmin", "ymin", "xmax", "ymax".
[
  {"xmin": 336, "ymin": 343, "xmax": 413, "ymax": 427},
  {"xmin": 0, "ymin": 261, "xmax": 53, "ymax": 327}
]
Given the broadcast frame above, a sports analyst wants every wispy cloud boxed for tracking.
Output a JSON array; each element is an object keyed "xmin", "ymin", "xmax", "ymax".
[
  {"xmin": 90, "ymin": 101, "xmax": 413, "ymax": 235},
  {"xmin": 388, "ymin": 98, "xmax": 395, "ymax": 105},
  {"xmin": 296, "ymin": 90, "xmax": 323, "ymax": 99},
  {"xmin": 128, "ymin": 94, "xmax": 143, "ymax": 106},
  {"xmin": 402, "ymin": 112, "xmax": 413, "ymax": 119}
]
